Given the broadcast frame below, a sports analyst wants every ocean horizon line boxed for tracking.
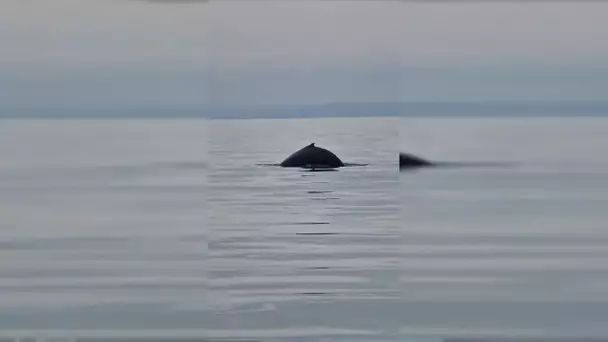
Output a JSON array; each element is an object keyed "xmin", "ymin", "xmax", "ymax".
[{"xmin": 2, "ymin": 101, "xmax": 608, "ymax": 119}]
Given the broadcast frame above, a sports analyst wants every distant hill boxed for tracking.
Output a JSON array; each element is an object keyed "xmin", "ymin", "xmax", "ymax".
[{"xmin": 2, "ymin": 101, "xmax": 608, "ymax": 119}]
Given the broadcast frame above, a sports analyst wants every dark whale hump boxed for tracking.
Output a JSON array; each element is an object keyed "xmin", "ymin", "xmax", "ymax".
[
  {"xmin": 280, "ymin": 143, "xmax": 344, "ymax": 168},
  {"xmin": 400, "ymin": 152, "xmax": 433, "ymax": 168}
]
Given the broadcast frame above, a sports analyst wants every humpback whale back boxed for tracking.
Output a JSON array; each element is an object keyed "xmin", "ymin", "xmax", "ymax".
[{"xmin": 280, "ymin": 143, "xmax": 344, "ymax": 168}]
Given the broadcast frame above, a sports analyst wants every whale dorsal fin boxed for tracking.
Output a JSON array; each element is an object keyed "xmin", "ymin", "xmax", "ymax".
[{"xmin": 308, "ymin": 142, "xmax": 315, "ymax": 147}]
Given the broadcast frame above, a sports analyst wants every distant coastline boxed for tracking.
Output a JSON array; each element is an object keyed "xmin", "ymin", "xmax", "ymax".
[{"xmin": 2, "ymin": 101, "xmax": 608, "ymax": 119}]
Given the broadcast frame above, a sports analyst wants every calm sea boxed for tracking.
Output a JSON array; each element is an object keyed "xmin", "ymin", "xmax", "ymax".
[{"xmin": 0, "ymin": 117, "xmax": 608, "ymax": 341}]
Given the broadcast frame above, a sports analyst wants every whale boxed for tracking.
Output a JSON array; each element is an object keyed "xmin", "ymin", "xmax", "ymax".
[
  {"xmin": 400, "ymin": 152, "xmax": 434, "ymax": 169},
  {"xmin": 280, "ymin": 143, "xmax": 345, "ymax": 168}
]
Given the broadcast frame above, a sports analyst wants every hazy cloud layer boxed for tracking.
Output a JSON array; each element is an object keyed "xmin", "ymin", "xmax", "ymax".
[{"xmin": 1, "ymin": 1, "xmax": 608, "ymax": 110}]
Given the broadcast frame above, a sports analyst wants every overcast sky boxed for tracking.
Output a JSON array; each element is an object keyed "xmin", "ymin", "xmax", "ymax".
[{"xmin": 1, "ymin": 0, "xmax": 608, "ymax": 109}]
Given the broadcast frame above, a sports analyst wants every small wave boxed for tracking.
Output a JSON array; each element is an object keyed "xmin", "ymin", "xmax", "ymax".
[
  {"xmin": 433, "ymin": 161, "xmax": 521, "ymax": 168},
  {"xmin": 401, "ymin": 161, "xmax": 521, "ymax": 172},
  {"xmin": 295, "ymin": 232, "xmax": 337, "ymax": 236},
  {"xmin": 300, "ymin": 168, "xmax": 338, "ymax": 172},
  {"xmin": 255, "ymin": 163, "xmax": 368, "ymax": 169},
  {"xmin": 299, "ymin": 292, "xmax": 328, "ymax": 296},
  {"xmin": 255, "ymin": 163, "xmax": 281, "ymax": 167}
]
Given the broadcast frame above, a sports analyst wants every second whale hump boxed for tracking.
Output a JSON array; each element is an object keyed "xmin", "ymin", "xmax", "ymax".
[
  {"xmin": 400, "ymin": 152, "xmax": 434, "ymax": 168},
  {"xmin": 280, "ymin": 143, "xmax": 345, "ymax": 168}
]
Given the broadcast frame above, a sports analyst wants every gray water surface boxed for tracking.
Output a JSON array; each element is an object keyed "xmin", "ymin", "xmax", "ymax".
[{"xmin": 1, "ymin": 117, "xmax": 608, "ymax": 341}]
